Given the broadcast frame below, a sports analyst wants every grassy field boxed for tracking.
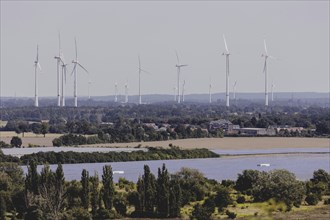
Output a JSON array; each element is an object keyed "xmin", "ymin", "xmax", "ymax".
[{"xmin": 0, "ymin": 132, "xmax": 328, "ymax": 149}]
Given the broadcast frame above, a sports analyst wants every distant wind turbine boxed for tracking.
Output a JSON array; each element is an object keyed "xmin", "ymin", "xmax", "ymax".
[
  {"xmin": 34, "ymin": 45, "xmax": 42, "ymax": 107},
  {"xmin": 60, "ymin": 55, "xmax": 69, "ymax": 107},
  {"xmin": 175, "ymin": 51, "xmax": 188, "ymax": 104},
  {"xmin": 71, "ymin": 37, "xmax": 89, "ymax": 107},
  {"xmin": 173, "ymin": 86, "xmax": 177, "ymax": 101},
  {"xmin": 209, "ymin": 83, "xmax": 212, "ymax": 104},
  {"xmin": 261, "ymin": 39, "xmax": 275, "ymax": 106},
  {"xmin": 138, "ymin": 55, "xmax": 150, "ymax": 105},
  {"xmin": 54, "ymin": 32, "xmax": 62, "ymax": 107},
  {"xmin": 114, "ymin": 82, "xmax": 118, "ymax": 102},
  {"xmin": 182, "ymin": 80, "xmax": 186, "ymax": 102},
  {"xmin": 88, "ymin": 81, "xmax": 92, "ymax": 100},
  {"xmin": 222, "ymin": 34, "xmax": 230, "ymax": 107},
  {"xmin": 124, "ymin": 81, "xmax": 128, "ymax": 103}
]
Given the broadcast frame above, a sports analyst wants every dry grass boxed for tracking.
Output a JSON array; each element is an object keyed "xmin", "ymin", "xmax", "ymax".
[
  {"xmin": 81, "ymin": 137, "xmax": 329, "ymax": 150},
  {"xmin": 1, "ymin": 131, "xmax": 328, "ymax": 149}
]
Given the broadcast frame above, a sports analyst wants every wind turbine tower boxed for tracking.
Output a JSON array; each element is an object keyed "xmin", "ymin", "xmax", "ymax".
[
  {"xmin": 138, "ymin": 55, "xmax": 149, "ymax": 105},
  {"xmin": 173, "ymin": 87, "xmax": 177, "ymax": 101},
  {"xmin": 261, "ymin": 40, "xmax": 275, "ymax": 106},
  {"xmin": 114, "ymin": 82, "xmax": 118, "ymax": 102},
  {"xmin": 88, "ymin": 81, "xmax": 92, "ymax": 100},
  {"xmin": 182, "ymin": 80, "xmax": 186, "ymax": 102},
  {"xmin": 209, "ymin": 83, "xmax": 212, "ymax": 104},
  {"xmin": 124, "ymin": 81, "xmax": 128, "ymax": 103},
  {"xmin": 271, "ymin": 83, "xmax": 275, "ymax": 102},
  {"xmin": 175, "ymin": 51, "xmax": 188, "ymax": 104},
  {"xmin": 60, "ymin": 57, "xmax": 68, "ymax": 107},
  {"xmin": 222, "ymin": 35, "xmax": 230, "ymax": 107},
  {"xmin": 72, "ymin": 37, "xmax": 89, "ymax": 107},
  {"xmin": 34, "ymin": 45, "xmax": 41, "ymax": 107}
]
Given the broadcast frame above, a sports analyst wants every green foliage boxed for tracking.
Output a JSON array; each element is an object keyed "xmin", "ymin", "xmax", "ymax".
[
  {"xmin": 10, "ymin": 136, "xmax": 22, "ymax": 148},
  {"xmin": 113, "ymin": 194, "xmax": 127, "ymax": 216},
  {"xmin": 102, "ymin": 165, "xmax": 115, "ymax": 210},
  {"xmin": 156, "ymin": 164, "xmax": 170, "ymax": 217},
  {"xmin": 235, "ymin": 169, "xmax": 262, "ymax": 195},
  {"xmin": 20, "ymin": 147, "xmax": 219, "ymax": 165},
  {"xmin": 305, "ymin": 193, "xmax": 319, "ymax": 205},
  {"xmin": 90, "ymin": 172, "xmax": 99, "ymax": 216},
  {"xmin": 214, "ymin": 186, "xmax": 233, "ymax": 211},
  {"xmin": 191, "ymin": 197, "xmax": 215, "ymax": 220},
  {"xmin": 0, "ymin": 193, "xmax": 6, "ymax": 220},
  {"xmin": 226, "ymin": 210, "xmax": 237, "ymax": 219},
  {"xmin": 0, "ymin": 141, "xmax": 11, "ymax": 148},
  {"xmin": 236, "ymin": 195, "xmax": 246, "ymax": 204},
  {"xmin": 80, "ymin": 169, "xmax": 89, "ymax": 209}
]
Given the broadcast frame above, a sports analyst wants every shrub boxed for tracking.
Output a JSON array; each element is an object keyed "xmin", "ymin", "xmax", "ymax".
[
  {"xmin": 237, "ymin": 195, "xmax": 246, "ymax": 204},
  {"xmin": 305, "ymin": 194, "xmax": 319, "ymax": 205},
  {"xmin": 226, "ymin": 210, "xmax": 237, "ymax": 219},
  {"xmin": 10, "ymin": 136, "xmax": 22, "ymax": 148}
]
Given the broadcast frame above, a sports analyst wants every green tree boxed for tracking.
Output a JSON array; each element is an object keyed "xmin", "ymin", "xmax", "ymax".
[
  {"xmin": 235, "ymin": 170, "xmax": 262, "ymax": 195},
  {"xmin": 214, "ymin": 186, "xmax": 232, "ymax": 211},
  {"xmin": 169, "ymin": 179, "xmax": 182, "ymax": 218},
  {"xmin": 102, "ymin": 165, "xmax": 114, "ymax": 210},
  {"xmin": 10, "ymin": 136, "xmax": 22, "ymax": 148},
  {"xmin": 41, "ymin": 122, "xmax": 49, "ymax": 137},
  {"xmin": 81, "ymin": 169, "xmax": 90, "ymax": 209},
  {"xmin": 90, "ymin": 172, "xmax": 99, "ymax": 216},
  {"xmin": 25, "ymin": 160, "xmax": 39, "ymax": 195},
  {"xmin": 142, "ymin": 165, "xmax": 156, "ymax": 216},
  {"xmin": 156, "ymin": 164, "xmax": 170, "ymax": 217},
  {"xmin": 0, "ymin": 193, "xmax": 6, "ymax": 220}
]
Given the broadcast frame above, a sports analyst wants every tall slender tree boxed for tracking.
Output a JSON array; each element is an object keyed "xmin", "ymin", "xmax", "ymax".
[
  {"xmin": 102, "ymin": 165, "xmax": 115, "ymax": 210},
  {"xmin": 156, "ymin": 164, "xmax": 170, "ymax": 217},
  {"xmin": 80, "ymin": 169, "xmax": 90, "ymax": 209},
  {"xmin": 169, "ymin": 179, "xmax": 182, "ymax": 217},
  {"xmin": 142, "ymin": 165, "xmax": 156, "ymax": 216},
  {"xmin": 91, "ymin": 172, "xmax": 99, "ymax": 216}
]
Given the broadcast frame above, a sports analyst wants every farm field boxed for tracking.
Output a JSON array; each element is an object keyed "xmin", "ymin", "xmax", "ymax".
[{"xmin": 1, "ymin": 131, "xmax": 328, "ymax": 150}]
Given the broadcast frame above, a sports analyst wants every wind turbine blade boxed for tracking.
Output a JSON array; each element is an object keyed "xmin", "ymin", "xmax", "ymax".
[
  {"xmin": 58, "ymin": 31, "xmax": 61, "ymax": 56},
  {"xmin": 263, "ymin": 59, "xmax": 267, "ymax": 74},
  {"xmin": 38, "ymin": 63, "xmax": 42, "ymax": 71},
  {"xmin": 223, "ymin": 34, "xmax": 229, "ymax": 53},
  {"xmin": 77, "ymin": 63, "xmax": 89, "ymax": 73},
  {"xmin": 264, "ymin": 39, "xmax": 268, "ymax": 55},
  {"xmin": 36, "ymin": 44, "xmax": 39, "ymax": 62},
  {"xmin": 234, "ymin": 80, "xmax": 237, "ymax": 87},
  {"xmin": 175, "ymin": 50, "xmax": 180, "ymax": 64},
  {"xmin": 71, "ymin": 63, "xmax": 77, "ymax": 75},
  {"xmin": 140, "ymin": 68, "xmax": 151, "ymax": 75}
]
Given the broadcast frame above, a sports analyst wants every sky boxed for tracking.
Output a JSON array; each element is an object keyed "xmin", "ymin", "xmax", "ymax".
[{"xmin": 1, "ymin": 1, "xmax": 329, "ymax": 97}]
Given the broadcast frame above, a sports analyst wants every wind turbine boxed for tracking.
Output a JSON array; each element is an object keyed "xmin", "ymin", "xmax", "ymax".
[
  {"xmin": 175, "ymin": 51, "xmax": 188, "ymax": 104},
  {"xmin": 114, "ymin": 82, "xmax": 118, "ymax": 102},
  {"xmin": 54, "ymin": 32, "xmax": 62, "ymax": 107},
  {"xmin": 88, "ymin": 81, "xmax": 92, "ymax": 100},
  {"xmin": 34, "ymin": 45, "xmax": 42, "ymax": 107},
  {"xmin": 222, "ymin": 34, "xmax": 230, "ymax": 107},
  {"xmin": 124, "ymin": 81, "xmax": 128, "ymax": 103},
  {"xmin": 261, "ymin": 39, "xmax": 275, "ymax": 106},
  {"xmin": 182, "ymin": 80, "xmax": 186, "ymax": 102},
  {"xmin": 72, "ymin": 37, "xmax": 89, "ymax": 107},
  {"xmin": 138, "ymin": 55, "xmax": 150, "ymax": 105},
  {"xmin": 209, "ymin": 83, "xmax": 212, "ymax": 104},
  {"xmin": 60, "ymin": 55, "xmax": 69, "ymax": 107}
]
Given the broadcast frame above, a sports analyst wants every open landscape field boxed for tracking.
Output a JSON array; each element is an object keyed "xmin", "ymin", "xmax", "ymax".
[{"xmin": 1, "ymin": 131, "xmax": 328, "ymax": 150}]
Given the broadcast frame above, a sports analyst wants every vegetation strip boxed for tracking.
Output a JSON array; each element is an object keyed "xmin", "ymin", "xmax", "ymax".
[{"xmin": 17, "ymin": 146, "xmax": 219, "ymax": 165}]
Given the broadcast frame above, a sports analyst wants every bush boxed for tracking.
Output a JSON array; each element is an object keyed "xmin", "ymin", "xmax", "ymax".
[
  {"xmin": 323, "ymin": 198, "xmax": 330, "ymax": 205},
  {"xmin": 0, "ymin": 141, "xmax": 11, "ymax": 148},
  {"xmin": 237, "ymin": 195, "xmax": 246, "ymax": 204},
  {"xmin": 305, "ymin": 194, "xmax": 319, "ymax": 205},
  {"xmin": 10, "ymin": 136, "xmax": 22, "ymax": 148},
  {"xmin": 226, "ymin": 210, "xmax": 237, "ymax": 219}
]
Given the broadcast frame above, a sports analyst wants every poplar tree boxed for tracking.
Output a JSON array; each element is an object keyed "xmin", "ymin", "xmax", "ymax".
[
  {"xmin": 80, "ymin": 169, "xmax": 90, "ymax": 209},
  {"xmin": 156, "ymin": 164, "xmax": 170, "ymax": 217},
  {"xmin": 169, "ymin": 179, "xmax": 182, "ymax": 217},
  {"xmin": 91, "ymin": 172, "xmax": 99, "ymax": 216},
  {"xmin": 102, "ymin": 165, "xmax": 114, "ymax": 210},
  {"xmin": 142, "ymin": 165, "xmax": 156, "ymax": 216},
  {"xmin": 25, "ymin": 159, "xmax": 39, "ymax": 195}
]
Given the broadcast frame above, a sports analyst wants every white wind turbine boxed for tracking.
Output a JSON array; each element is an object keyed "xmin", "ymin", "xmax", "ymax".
[
  {"xmin": 175, "ymin": 51, "xmax": 188, "ymax": 104},
  {"xmin": 34, "ymin": 45, "xmax": 42, "ymax": 107},
  {"xmin": 60, "ymin": 55, "xmax": 69, "ymax": 107},
  {"xmin": 72, "ymin": 37, "xmax": 89, "ymax": 107},
  {"xmin": 114, "ymin": 82, "xmax": 118, "ymax": 102},
  {"xmin": 261, "ymin": 39, "xmax": 275, "ymax": 106},
  {"xmin": 54, "ymin": 32, "xmax": 62, "ymax": 107},
  {"xmin": 209, "ymin": 83, "xmax": 212, "ymax": 104},
  {"xmin": 88, "ymin": 81, "xmax": 92, "ymax": 100},
  {"xmin": 182, "ymin": 80, "xmax": 186, "ymax": 102},
  {"xmin": 124, "ymin": 81, "xmax": 129, "ymax": 103},
  {"xmin": 222, "ymin": 34, "xmax": 230, "ymax": 107},
  {"xmin": 138, "ymin": 55, "xmax": 150, "ymax": 105},
  {"xmin": 173, "ymin": 86, "xmax": 177, "ymax": 101}
]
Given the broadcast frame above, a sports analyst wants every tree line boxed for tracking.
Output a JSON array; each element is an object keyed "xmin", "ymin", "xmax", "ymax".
[{"xmin": 0, "ymin": 160, "xmax": 329, "ymax": 220}]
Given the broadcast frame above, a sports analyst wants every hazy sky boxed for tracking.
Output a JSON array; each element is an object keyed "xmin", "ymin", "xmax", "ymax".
[{"xmin": 1, "ymin": 1, "xmax": 329, "ymax": 97}]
